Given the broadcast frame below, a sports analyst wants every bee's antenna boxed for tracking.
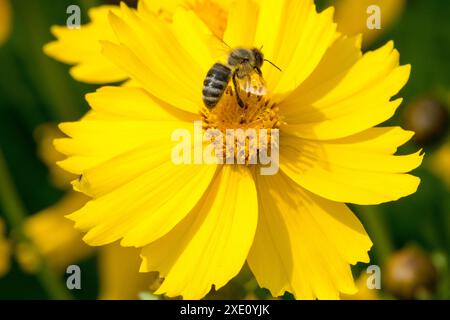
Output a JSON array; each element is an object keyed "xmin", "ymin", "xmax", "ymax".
[
  {"xmin": 264, "ymin": 59, "xmax": 282, "ymax": 72},
  {"xmin": 219, "ymin": 37, "xmax": 232, "ymax": 50}
]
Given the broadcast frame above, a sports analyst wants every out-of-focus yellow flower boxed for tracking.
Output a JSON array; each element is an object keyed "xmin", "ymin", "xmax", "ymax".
[
  {"xmin": 34, "ymin": 124, "xmax": 77, "ymax": 189},
  {"xmin": 44, "ymin": 5, "xmax": 127, "ymax": 84},
  {"xmin": 430, "ymin": 142, "xmax": 450, "ymax": 188},
  {"xmin": 333, "ymin": 0, "xmax": 405, "ymax": 46},
  {"xmin": 16, "ymin": 192, "xmax": 93, "ymax": 273},
  {"xmin": 47, "ymin": 0, "xmax": 423, "ymax": 300},
  {"xmin": 341, "ymin": 273, "xmax": 379, "ymax": 300},
  {"xmin": 98, "ymin": 244, "xmax": 159, "ymax": 300},
  {"xmin": 0, "ymin": 0, "xmax": 11, "ymax": 46},
  {"xmin": 24, "ymin": 123, "xmax": 156, "ymax": 299},
  {"xmin": 0, "ymin": 218, "xmax": 11, "ymax": 277}
]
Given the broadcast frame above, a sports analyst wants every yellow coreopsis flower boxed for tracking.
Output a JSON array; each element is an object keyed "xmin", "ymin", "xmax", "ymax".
[{"xmin": 47, "ymin": 0, "xmax": 423, "ymax": 299}]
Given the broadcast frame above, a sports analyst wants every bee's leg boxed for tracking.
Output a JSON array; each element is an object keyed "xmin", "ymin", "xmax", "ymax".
[
  {"xmin": 254, "ymin": 67, "xmax": 263, "ymax": 77},
  {"xmin": 232, "ymin": 72, "xmax": 245, "ymax": 108}
]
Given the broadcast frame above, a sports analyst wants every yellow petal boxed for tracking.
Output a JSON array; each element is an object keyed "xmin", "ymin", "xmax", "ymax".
[
  {"xmin": 67, "ymin": 147, "xmax": 217, "ymax": 247},
  {"xmin": 98, "ymin": 243, "xmax": 158, "ymax": 300},
  {"xmin": 252, "ymin": 0, "xmax": 337, "ymax": 94},
  {"xmin": 171, "ymin": 7, "xmax": 220, "ymax": 74},
  {"xmin": 187, "ymin": 0, "xmax": 232, "ymax": 39},
  {"xmin": 86, "ymin": 86, "xmax": 198, "ymax": 121},
  {"xmin": 282, "ymin": 41, "xmax": 410, "ymax": 140},
  {"xmin": 280, "ymin": 131, "xmax": 423, "ymax": 204},
  {"xmin": 279, "ymin": 34, "xmax": 362, "ymax": 105},
  {"xmin": 248, "ymin": 172, "xmax": 372, "ymax": 299},
  {"xmin": 102, "ymin": 4, "xmax": 204, "ymax": 113},
  {"xmin": 327, "ymin": 126, "xmax": 415, "ymax": 155},
  {"xmin": 140, "ymin": 0, "xmax": 231, "ymax": 38},
  {"xmin": 138, "ymin": 0, "xmax": 183, "ymax": 18},
  {"xmin": 44, "ymin": 6, "xmax": 128, "ymax": 84},
  {"xmin": 55, "ymin": 118, "xmax": 193, "ymax": 174},
  {"xmin": 140, "ymin": 165, "xmax": 258, "ymax": 299},
  {"xmin": 34, "ymin": 124, "xmax": 77, "ymax": 189},
  {"xmin": 223, "ymin": 0, "xmax": 259, "ymax": 48},
  {"xmin": 56, "ymin": 155, "xmax": 107, "ymax": 176}
]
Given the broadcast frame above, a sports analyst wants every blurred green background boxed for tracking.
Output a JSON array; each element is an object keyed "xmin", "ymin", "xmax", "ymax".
[{"xmin": 0, "ymin": 0, "xmax": 449, "ymax": 300}]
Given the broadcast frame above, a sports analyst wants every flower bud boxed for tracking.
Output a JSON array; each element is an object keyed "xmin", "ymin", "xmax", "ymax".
[
  {"xmin": 383, "ymin": 246, "xmax": 437, "ymax": 299},
  {"xmin": 403, "ymin": 98, "xmax": 449, "ymax": 147}
]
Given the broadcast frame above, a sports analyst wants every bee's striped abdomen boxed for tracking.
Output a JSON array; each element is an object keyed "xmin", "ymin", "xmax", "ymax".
[{"xmin": 202, "ymin": 63, "xmax": 232, "ymax": 109}]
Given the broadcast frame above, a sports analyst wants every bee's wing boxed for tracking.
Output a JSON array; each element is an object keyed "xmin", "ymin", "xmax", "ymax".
[
  {"xmin": 238, "ymin": 71, "xmax": 267, "ymax": 97},
  {"xmin": 204, "ymin": 35, "xmax": 232, "ymax": 62}
]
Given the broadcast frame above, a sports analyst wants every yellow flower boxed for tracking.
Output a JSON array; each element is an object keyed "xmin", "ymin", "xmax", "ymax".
[
  {"xmin": 333, "ymin": 0, "xmax": 406, "ymax": 46},
  {"xmin": 0, "ymin": 218, "xmax": 11, "ymax": 277},
  {"xmin": 0, "ymin": 0, "xmax": 11, "ymax": 46},
  {"xmin": 48, "ymin": 0, "xmax": 422, "ymax": 299},
  {"xmin": 16, "ymin": 192, "xmax": 94, "ymax": 273}
]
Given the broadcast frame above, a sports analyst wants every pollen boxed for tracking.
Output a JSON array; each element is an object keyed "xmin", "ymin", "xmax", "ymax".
[{"xmin": 201, "ymin": 87, "xmax": 282, "ymax": 164}]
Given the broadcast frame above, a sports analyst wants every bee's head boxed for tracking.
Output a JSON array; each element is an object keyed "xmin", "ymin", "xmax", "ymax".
[{"xmin": 252, "ymin": 48, "xmax": 264, "ymax": 68}]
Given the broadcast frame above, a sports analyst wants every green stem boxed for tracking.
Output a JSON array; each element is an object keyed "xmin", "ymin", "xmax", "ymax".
[
  {"xmin": 0, "ymin": 150, "xmax": 73, "ymax": 300},
  {"xmin": 357, "ymin": 205, "xmax": 394, "ymax": 265}
]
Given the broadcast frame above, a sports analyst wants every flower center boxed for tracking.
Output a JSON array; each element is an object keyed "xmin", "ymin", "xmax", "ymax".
[{"xmin": 201, "ymin": 87, "xmax": 281, "ymax": 164}]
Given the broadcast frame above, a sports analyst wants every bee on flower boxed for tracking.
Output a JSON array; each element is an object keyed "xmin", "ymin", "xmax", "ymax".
[{"xmin": 45, "ymin": 0, "xmax": 423, "ymax": 299}]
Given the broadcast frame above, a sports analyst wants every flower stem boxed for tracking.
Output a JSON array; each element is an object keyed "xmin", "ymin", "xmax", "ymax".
[
  {"xmin": 357, "ymin": 205, "xmax": 394, "ymax": 265},
  {"xmin": 0, "ymin": 150, "xmax": 72, "ymax": 300}
]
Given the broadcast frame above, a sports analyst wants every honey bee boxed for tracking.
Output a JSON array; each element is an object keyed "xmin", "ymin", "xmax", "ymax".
[{"xmin": 202, "ymin": 47, "xmax": 281, "ymax": 109}]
